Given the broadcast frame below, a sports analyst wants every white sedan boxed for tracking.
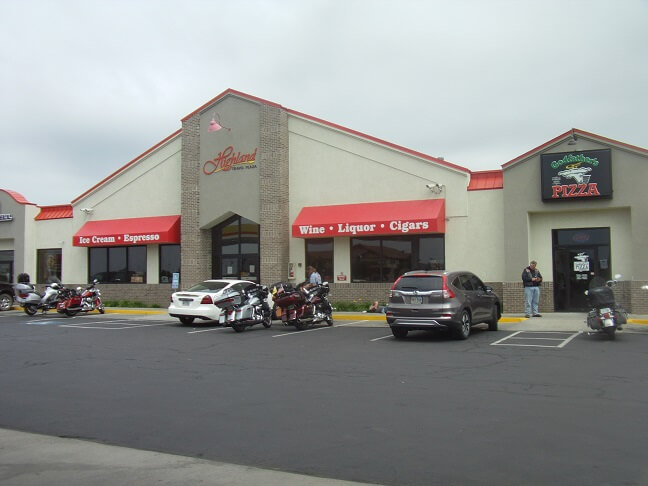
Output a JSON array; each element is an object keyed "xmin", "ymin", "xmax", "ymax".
[{"xmin": 168, "ymin": 279, "xmax": 257, "ymax": 326}]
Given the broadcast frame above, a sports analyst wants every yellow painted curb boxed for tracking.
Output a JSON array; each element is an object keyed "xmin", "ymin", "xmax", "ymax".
[
  {"xmin": 104, "ymin": 309, "xmax": 166, "ymax": 315},
  {"xmin": 628, "ymin": 318, "xmax": 648, "ymax": 325}
]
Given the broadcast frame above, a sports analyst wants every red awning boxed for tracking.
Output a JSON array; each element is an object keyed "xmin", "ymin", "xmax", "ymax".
[
  {"xmin": 73, "ymin": 215, "xmax": 181, "ymax": 247},
  {"xmin": 292, "ymin": 199, "xmax": 445, "ymax": 238}
]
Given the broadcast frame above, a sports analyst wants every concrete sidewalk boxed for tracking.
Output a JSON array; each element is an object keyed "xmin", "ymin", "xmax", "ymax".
[{"xmin": 0, "ymin": 428, "xmax": 377, "ymax": 486}]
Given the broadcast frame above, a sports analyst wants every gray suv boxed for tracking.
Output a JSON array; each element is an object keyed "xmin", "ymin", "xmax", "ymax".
[{"xmin": 386, "ymin": 270, "xmax": 501, "ymax": 340}]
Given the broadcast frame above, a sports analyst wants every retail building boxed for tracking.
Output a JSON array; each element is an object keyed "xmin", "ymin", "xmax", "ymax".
[{"xmin": 1, "ymin": 89, "xmax": 646, "ymax": 313}]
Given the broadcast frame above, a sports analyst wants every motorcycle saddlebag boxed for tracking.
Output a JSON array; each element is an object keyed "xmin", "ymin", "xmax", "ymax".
[
  {"xmin": 273, "ymin": 291, "xmax": 305, "ymax": 308},
  {"xmin": 587, "ymin": 286, "xmax": 615, "ymax": 307}
]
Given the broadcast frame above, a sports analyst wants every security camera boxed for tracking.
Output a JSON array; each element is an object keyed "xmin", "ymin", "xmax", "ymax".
[
  {"xmin": 426, "ymin": 183, "xmax": 435, "ymax": 190},
  {"xmin": 80, "ymin": 208, "xmax": 94, "ymax": 213}
]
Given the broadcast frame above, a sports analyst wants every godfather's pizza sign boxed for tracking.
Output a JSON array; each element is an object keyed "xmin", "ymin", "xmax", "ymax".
[{"xmin": 540, "ymin": 149, "xmax": 612, "ymax": 201}]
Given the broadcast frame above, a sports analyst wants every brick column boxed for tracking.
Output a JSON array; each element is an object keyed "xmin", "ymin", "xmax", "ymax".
[
  {"xmin": 181, "ymin": 114, "xmax": 211, "ymax": 287},
  {"xmin": 259, "ymin": 105, "xmax": 289, "ymax": 285}
]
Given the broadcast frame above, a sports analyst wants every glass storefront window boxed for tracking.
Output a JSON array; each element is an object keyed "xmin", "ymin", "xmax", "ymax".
[
  {"xmin": 89, "ymin": 246, "xmax": 147, "ymax": 283},
  {"xmin": 351, "ymin": 235, "xmax": 444, "ymax": 283},
  {"xmin": 0, "ymin": 250, "xmax": 14, "ymax": 282},
  {"xmin": 37, "ymin": 249, "xmax": 62, "ymax": 284},
  {"xmin": 160, "ymin": 245, "xmax": 180, "ymax": 283},
  {"xmin": 306, "ymin": 238, "xmax": 333, "ymax": 283}
]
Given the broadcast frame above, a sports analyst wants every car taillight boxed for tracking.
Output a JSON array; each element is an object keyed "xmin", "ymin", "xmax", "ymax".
[
  {"xmin": 442, "ymin": 275, "xmax": 455, "ymax": 299},
  {"xmin": 391, "ymin": 276, "xmax": 403, "ymax": 290},
  {"xmin": 201, "ymin": 295, "xmax": 213, "ymax": 304}
]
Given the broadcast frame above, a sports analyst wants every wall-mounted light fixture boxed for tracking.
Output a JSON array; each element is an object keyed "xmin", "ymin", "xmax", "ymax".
[
  {"xmin": 208, "ymin": 113, "xmax": 231, "ymax": 132},
  {"xmin": 426, "ymin": 182, "xmax": 444, "ymax": 195},
  {"xmin": 567, "ymin": 129, "xmax": 578, "ymax": 145},
  {"xmin": 80, "ymin": 208, "xmax": 93, "ymax": 214}
]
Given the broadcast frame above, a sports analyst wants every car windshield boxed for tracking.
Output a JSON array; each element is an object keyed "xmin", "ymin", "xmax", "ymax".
[
  {"xmin": 187, "ymin": 281, "xmax": 230, "ymax": 292},
  {"xmin": 395, "ymin": 276, "xmax": 442, "ymax": 291}
]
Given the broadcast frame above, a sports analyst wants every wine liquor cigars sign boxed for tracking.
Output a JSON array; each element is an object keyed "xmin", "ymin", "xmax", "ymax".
[{"xmin": 540, "ymin": 149, "xmax": 612, "ymax": 201}]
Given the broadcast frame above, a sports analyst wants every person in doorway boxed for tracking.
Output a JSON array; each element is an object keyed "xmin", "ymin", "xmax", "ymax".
[
  {"xmin": 522, "ymin": 260, "xmax": 543, "ymax": 318},
  {"xmin": 306, "ymin": 265, "xmax": 322, "ymax": 288}
]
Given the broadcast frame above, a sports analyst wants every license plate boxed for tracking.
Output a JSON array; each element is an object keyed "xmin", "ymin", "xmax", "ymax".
[
  {"xmin": 411, "ymin": 296, "xmax": 423, "ymax": 304},
  {"xmin": 182, "ymin": 300, "xmax": 190, "ymax": 306},
  {"xmin": 600, "ymin": 307, "xmax": 611, "ymax": 314}
]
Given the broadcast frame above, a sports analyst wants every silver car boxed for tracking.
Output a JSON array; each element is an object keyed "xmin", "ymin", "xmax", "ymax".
[{"xmin": 386, "ymin": 270, "xmax": 501, "ymax": 340}]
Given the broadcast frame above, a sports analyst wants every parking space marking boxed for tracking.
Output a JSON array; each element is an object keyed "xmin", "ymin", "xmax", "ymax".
[
  {"xmin": 187, "ymin": 327, "xmax": 228, "ymax": 334},
  {"xmin": 60, "ymin": 320, "xmax": 169, "ymax": 330},
  {"xmin": 271, "ymin": 321, "xmax": 357, "ymax": 338},
  {"xmin": 370, "ymin": 334, "xmax": 393, "ymax": 342},
  {"xmin": 491, "ymin": 331, "xmax": 581, "ymax": 348}
]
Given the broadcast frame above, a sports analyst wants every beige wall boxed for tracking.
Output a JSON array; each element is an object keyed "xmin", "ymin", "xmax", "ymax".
[
  {"xmin": 503, "ymin": 136, "xmax": 648, "ymax": 283},
  {"xmin": 287, "ymin": 115, "xmax": 471, "ymax": 282},
  {"xmin": 0, "ymin": 193, "xmax": 39, "ymax": 281},
  {"xmin": 64, "ymin": 134, "xmax": 182, "ymax": 283}
]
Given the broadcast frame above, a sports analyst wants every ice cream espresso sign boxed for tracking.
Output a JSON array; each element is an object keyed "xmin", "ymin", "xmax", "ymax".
[{"xmin": 540, "ymin": 149, "xmax": 612, "ymax": 201}]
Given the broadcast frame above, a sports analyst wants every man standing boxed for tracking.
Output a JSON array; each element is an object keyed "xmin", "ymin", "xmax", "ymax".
[
  {"xmin": 522, "ymin": 260, "xmax": 543, "ymax": 318},
  {"xmin": 306, "ymin": 265, "xmax": 322, "ymax": 287}
]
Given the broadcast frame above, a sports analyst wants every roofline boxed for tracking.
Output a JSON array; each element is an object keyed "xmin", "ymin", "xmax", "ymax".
[
  {"xmin": 71, "ymin": 129, "xmax": 182, "ymax": 204},
  {"xmin": 183, "ymin": 88, "xmax": 471, "ymax": 174},
  {"xmin": 502, "ymin": 128, "xmax": 648, "ymax": 169},
  {"xmin": 286, "ymin": 108, "xmax": 470, "ymax": 174},
  {"xmin": 0, "ymin": 189, "xmax": 36, "ymax": 206}
]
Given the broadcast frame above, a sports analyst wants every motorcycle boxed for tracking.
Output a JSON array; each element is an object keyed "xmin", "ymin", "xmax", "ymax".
[
  {"xmin": 584, "ymin": 274, "xmax": 627, "ymax": 340},
  {"xmin": 230, "ymin": 284, "xmax": 272, "ymax": 332},
  {"xmin": 15, "ymin": 281, "xmax": 66, "ymax": 315},
  {"xmin": 272, "ymin": 282, "xmax": 333, "ymax": 331},
  {"xmin": 214, "ymin": 287, "xmax": 245, "ymax": 327},
  {"xmin": 56, "ymin": 279, "xmax": 105, "ymax": 317}
]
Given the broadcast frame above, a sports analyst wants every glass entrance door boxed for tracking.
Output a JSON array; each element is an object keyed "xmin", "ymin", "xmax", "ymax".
[
  {"xmin": 552, "ymin": 228, "xmax": 610, "ymax": 311},
  {"xmin": 211, "ymin": 215, "xmax": 260, "ymax": 282}
]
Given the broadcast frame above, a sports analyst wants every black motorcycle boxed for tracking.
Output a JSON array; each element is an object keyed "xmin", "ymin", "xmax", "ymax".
[{"xmin": 585, "ymin": 274, "xmax": 627, "ymax": 340}]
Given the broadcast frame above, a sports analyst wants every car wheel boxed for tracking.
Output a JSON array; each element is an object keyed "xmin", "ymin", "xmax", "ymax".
[
  {"xmin": 454, "ymin": 310, "xmax": 471, "ymax": 340},
  {"xmin": 179, "ymin": 316, "xmax": 195, "ymax": 326},
  {"xmin": 487, "ymin": 306, "xmax": 499, "ymax": 331},
  {"xmin": 391, "ymin": 326, "xmax": 408, "ymax": 339},
  {"xmin": 0, "ymin": 293, "xmax": 12, "ymax": 311}
]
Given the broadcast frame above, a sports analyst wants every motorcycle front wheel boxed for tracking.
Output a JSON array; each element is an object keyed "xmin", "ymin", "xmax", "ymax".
[
  {"xmin": 262, "ymin": 312, "xmax": 272, "ymax": 328},
  {"xmin": 24, "ymin": 304, "xmax": 38, "ymax": 316}
]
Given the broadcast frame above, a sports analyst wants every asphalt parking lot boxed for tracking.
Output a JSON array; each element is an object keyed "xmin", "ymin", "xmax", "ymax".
[{"xmin": 1, "ymin": 310, "xmax": 648, "ymax": 485}]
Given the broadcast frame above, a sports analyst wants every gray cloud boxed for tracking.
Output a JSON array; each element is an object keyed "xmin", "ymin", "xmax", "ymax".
[{"xmin": 1, "ymin": 0, "xmax": 646, "ymax": 205}]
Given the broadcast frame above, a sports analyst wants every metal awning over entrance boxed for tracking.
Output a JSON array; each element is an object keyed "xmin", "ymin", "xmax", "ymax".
[
  {"xmin": 292, "ymin": 199, "xmax": 445, "ymax": 238},
  {"xmin": 73, "ymin": 215, "xmax": 180, "ymax": 247}
]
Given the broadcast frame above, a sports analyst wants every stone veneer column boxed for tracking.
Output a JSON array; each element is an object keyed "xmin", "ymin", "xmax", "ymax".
[
  {"xmin": 181, "ymin": 114, "xmax": 212, "ymax": 286},
  {"xmin": 259, "ymin": 104, "xmax": 289, "ymax": 285}
]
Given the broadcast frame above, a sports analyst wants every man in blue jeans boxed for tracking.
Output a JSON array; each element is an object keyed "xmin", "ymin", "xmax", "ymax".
[{"xmin": 522, "ymin": 260, "xmax": 543, "ymax": 318}]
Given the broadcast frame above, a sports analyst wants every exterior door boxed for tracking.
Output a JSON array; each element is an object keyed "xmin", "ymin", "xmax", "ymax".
[{"xmin": 552, "ymin": 228, "xmax": 610, "ymax": 311}]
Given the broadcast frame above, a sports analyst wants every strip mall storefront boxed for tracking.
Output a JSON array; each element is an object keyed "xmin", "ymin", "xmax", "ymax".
[{"xmin": 1, "ymin": 90, "xmax": 647, "ymax": 313}]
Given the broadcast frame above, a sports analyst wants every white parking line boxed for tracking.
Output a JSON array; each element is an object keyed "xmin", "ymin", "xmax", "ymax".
[
  {"xmin": 60, "ymin": 322, "xmax": 168, "ymax": 330},
  {"xmin": 187, "ymin": 327, "xmax": 228, "ymax": 334},
  {"xmin": 370, "ymin": 335, "xmax": 393, "ymax": 342},
  {"xmin": 491, "ymin": 331, "xmax": 581, "ymax": 348},
  {"xmin": 271, "ymin": 321, "xmax": 358, "ymax": 338}
]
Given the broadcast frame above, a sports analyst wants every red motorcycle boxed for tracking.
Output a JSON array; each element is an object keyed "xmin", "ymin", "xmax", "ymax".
[
  {"xmin": 272, "ymin": 282, "xmax": 333, "ymax": 330},
  {"xmin": 57, "ymin": 279, "xmax": 105, "ymax": 317}
]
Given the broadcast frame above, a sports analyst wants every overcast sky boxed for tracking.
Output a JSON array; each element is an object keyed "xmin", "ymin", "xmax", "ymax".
[{"xmin": 1, "ymin": 0, "xmax": 646, "ymax": 206}]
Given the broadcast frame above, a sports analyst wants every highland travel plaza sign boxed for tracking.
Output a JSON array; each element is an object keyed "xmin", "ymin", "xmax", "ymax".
[{"xmin": 540, "ymin": 149, "xmax": 612, "ymax": 201}]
